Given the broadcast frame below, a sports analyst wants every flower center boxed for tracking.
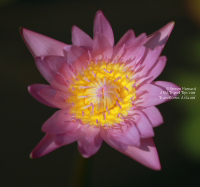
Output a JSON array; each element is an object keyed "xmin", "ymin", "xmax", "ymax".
[
  {"xmin": 84, "ymin": 78, "xmax": 119, "ymax": 113},
  {"xmin": 68, "ymin": 61, "xmax": 136, "ymax": 128}
]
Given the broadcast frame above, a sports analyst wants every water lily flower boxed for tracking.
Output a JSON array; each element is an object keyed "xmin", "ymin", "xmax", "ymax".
[{"xmin": 21, "ymin": 10, "xmax": 179, "ymax": 170}]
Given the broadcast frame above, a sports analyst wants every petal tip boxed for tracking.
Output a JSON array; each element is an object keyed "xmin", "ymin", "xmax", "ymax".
[
  {"xmin": 158, "ymin": 21, "xmax": 175, "ymax": 40},
  {"xmin": 20, "ymin": 27, "xmax": 29, "ymax": 39},
  {"xmin": 27, "ymin": 85, "xmax": 31, "ymax": 93},
  {"xmin": 143, "ymin": 150, "xmax": 162, "ymax": 171},
  {"xmin": 29, "ymin": 152, "xmax": 33, "ymax": 159},
  {"xmin": 145, "ymin": 21, "xmax": 175, "ymax": 50},
  {"xmin": 81, "ymin": 154, "xmax": 90, "ymax": 158},
  {"xmin": 20, "ymin": 27, "xmax": 28, "ymax": 44},
  {"xmin": 71, "ymin": 25, "xmax": 78, "ymax": 31},
  {"xmin": 169, "ymin": 21, "xmax": 175, "ymax": 27},
  {"xmin": 165, "ymin": 21, "xmax": 175, "ymax": 33},
  {"xmin": 151, "ymin": 161, "xmax": 162, "ymax": 171},
  {"xmin": 30, "ymin": 150, "xmax": 38, "ymax": 159},
  {"xmin": 20, "ymin": 27, "xmax": 24, "ymax": 34},
  {"xmin": 96, "ymin": 10, "xmax": 103, "ymax": 16},
  {"xmin": 19, "ymin": 27, "xmax": 24, "ymax": 34}
]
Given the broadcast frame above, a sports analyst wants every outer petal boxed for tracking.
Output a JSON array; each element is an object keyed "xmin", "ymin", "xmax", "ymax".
[
  {"xmin": 152, "ymin": 81, "xmax": 181, "ymax": 97},
  {"xmin": 63, "ymin": 45, "xmax": 86, "ymax": 65},
  {"xmin": 101, "ymin": 129, "xmax": 161, "ymax": 170},
  {"xmin": 28, "ymin": 84, "xmax": 56, "ymax": 108},
  {"xmin": 93, "ymin": 10, "xmax": 114, "ymax": 46},
  {"xmin": 37, "ymin": 85, "xmax": 72, "ymax": 109},
  {"xmin": 72, "ymin": 26, "xmax": 93, "ymax": 48},
  {"xmin": 30, "ymin": 134, "xmax": 60, "ymax": 159},
  {"xmin": 135, "ymin": 82, "xmax": 180, "ymax": 107},
  {"xmin": 77, "ymin": 125, "xmax": 103, "ymax": 158},
  {"xmin": 20, "ymin": 28, "xmax": 66, "ymax": 57},
  {"xmin": 142, "ymin": 106, "xmax": 164, "ymax": 127},
  {"xmin": 144, "ymin": 22, "xmax": 175, "ymax": 50},
  {"xmin": 30, "ymin": 133, "xmax": 77, "ymax": 159},
  {"xmin": 42, "ymin": 110, "xmax": 80, "ymax": 134},
  {"xmin": 55, "ymin": 132, "xmax": 77, "ymax": 145},
  {"xmin": 35, "ymin": 56, "xmax": 71, "ymax": 92},
  {"xmin": 121, "ymin": 138, "xmax": 161, "ymax": 170}
]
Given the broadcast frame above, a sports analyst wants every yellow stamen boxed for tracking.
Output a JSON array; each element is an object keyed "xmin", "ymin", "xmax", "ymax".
[{"xmin": 68, "ymin": 61, "xmax": 136, "ymax": 127}]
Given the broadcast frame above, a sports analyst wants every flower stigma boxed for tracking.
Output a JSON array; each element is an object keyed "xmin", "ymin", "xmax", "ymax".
[{"xmin": 68, "ymin": 60, "xmax": 137, "ymax": 128}]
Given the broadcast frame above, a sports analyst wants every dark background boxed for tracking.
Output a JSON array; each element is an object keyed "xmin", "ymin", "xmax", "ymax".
[{"xmin": 1, "ymin": 0, "xmax": 200, "ymax": 186}]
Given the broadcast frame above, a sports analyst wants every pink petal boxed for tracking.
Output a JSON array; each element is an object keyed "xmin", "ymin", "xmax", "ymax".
[
  {"xmin": 35, "ymin": 56, "xmax": 71, "ymax": 92},
  {"xmin": 133, "ymin": 110, "xmax": 155, "ymax": 138},
  {"xmin": 135, "ymin": 82, "xmax": 180, "ymax": 107},
  {"xmin": 63, "ymin": 45, "xmax": 86, "ymax": 65},
  {"xmin": 112, "ymin": 44, "xmax": 126, "ymax": 62},
  {"xmin": 121, "ymin": 138, "xmax": 161, "ymax": 170},
  {"xmin": 112, "ymin": 30, "xmax": 135, "ymax": 58},
  {"xmin": 144, "ymin": 22, "xmax": 175, "ymax": 50},
  {"xmin": 92, "ymin": 34, "xmax": 113, "ymax": 60},
  {"xmin": 30, "ymin": 134, "xmax": 60, "ymax": 159},
  {"xmin": 134, "ymin": 46, "xmax": 163, "ymax": 79},
  {"xmin": 28, "ymin": 84, "xmax": 56, "ymax": 108},
  {"xmin": 42, "ymin": 110, "xmax": 80, "ymax": 134},
  {"xmin": 77, "ymin": 125, "xmax": 103, "ymax": 158},
  {"xmin": 37, "ymin": 86, "xmax": 72, "ymax": 109},
  {"xmin": 100, "ymin": 127, "xmax": 127, "ymax": 150},
  {"xmin": 101, "ymin": 129, "xmax": 161, "ymax": 170},
  {"xmin": 20, "ymin": 28, "xmax": 66, "ymax": 57},
  {"xmin": 130, "ymin": 33, "xmax": 147, "ymax": 48},
  {"xmin": 115, "ymin": 29, "xmax": 135, "ymax": 48},
  {"xmin": 72, "ymin": 52, "xmax": 90, "ymax": 73},
  {"xmin": 152, "ymin": 81, "xmax": 181, "ymax": 96},
  {"xmin": 146, "ymin": 56, "xmax": 167, "ymax": 83},
  {"xmin": 101, "ymin": 122, "xmax": 140, "ymax": 147},
  {"xmin": 93, "ymin": 10, "xmax": 114, "ymax": 46},
  {"xmin": 142, "ymin": 106, "xmax": 164, "ymax": 127},
  {"xmin": 72, "ymin": 25, "xmax": 93, "ymax": 48},
  {"xmin": 30, "ymin": 132, "xmax": 77, "ymax": 159},
  {"xmin": 121, "ymin": 33, "xmax": 147, "ymax": 64},
  {"xmin": 122, "ymin": 46, "xmax": 146, "ymax": 65},
  {"xmin": 55, "ymin": 132, "xmax": 77, "ymax": 146}
]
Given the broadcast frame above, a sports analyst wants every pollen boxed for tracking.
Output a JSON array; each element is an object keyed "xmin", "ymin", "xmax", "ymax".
[{"xmin": 68, "ymin": 61, "xmax": 136, "ymax": 128}]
